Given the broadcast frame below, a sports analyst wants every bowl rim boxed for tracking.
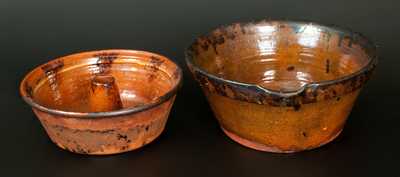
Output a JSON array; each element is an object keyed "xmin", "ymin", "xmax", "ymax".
[
  {"xmin": 185, "ymin": 19, "xmax": 378, "ymax": 98},
  {"xmin": 20, "ymin": 49, "xmax": 183, "ymax": 118}
]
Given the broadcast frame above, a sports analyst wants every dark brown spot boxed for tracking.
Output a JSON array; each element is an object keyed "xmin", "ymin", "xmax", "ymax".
[
  {"xmin": 52, "ymin": 125, "xmax": 114, "ymax": 134},
  {"xmin": 41, "ymin": 60, "xmax": 64, "ymax": 76},
  {"xmin": 145, "ymin": 125, "xmax": 149, "ymax": 131},
  {"xmin": 349, "ymin": 78, "xmax": 358, "ymax": 88},
  {"xmin": 147, "ymin": 56, "xmax": 164, "ymax": 72},
  {"xmin": 147, "ymin": 73, "xmax": 157, "ymax": 82},
  {"xmin": 74, "ymin": 145, "xmax": 90, "ymax": 154},
  {"xmin": 117, "ymin": 134, "xmax": 128, "ymax": 141},
  {"xmin": 293, "ymin": 103, "xmax": 301, "ymax": 111},
  {"xmin": 213, "ymin": 34, "xmax": 225, "ymax": 44},
  {"xmin": 332, "ymin": 90, "xmax": 337, "ymax": 97},
  {"xmin": 201, "ymin": 32, "xmax": 227, "ymax": 54},
  {"xmin": 219, "ymin": 27, "xmax": 236, "ymax": 40},
  {"xmin": 196, "ymin": 73, "xmax": 209, "ymax": 88},
  {"xmin": 95, "ymin": 52, "xmax": 119, "ymax": 74},
  {"xmin": 336, "ymin": 97, "xmax": 341, "ymax": 101},
  {"xmin": 287, "ymin": 66, "xmax": 295, "ymax": 71},
  {"xmin": 239, "ymin": 23, "xmax": 247, "ymax": 34},
  {"xmin": 346, "ymin": 36, "xmax": 353, "ymax": 47},
  {"xmin": 200, "ymin": 42, "xmax": 209, "ymax": 51},
  {"xmin": 150, "ymin": 56, "xmax": 164, "ymax": 65},
  {"xmin": 214, "ymin": 81, "xmax": 228, "ymax": 96},
  {"xmin": 116, "ymin": 133, "xmax": 131, "ymax": 143},
  {"xmin": 326, "ymin": 59, "xmax": 330, "ymax": 73},
  {"xmin": 302, "ymin": 132, "xmax": 308, "ymax": 137},
  {"xmin": 339, "ymin": 36, "xmax": 353, "ymax": 47},
  {"xmin": 93, "ymin": 52, "xmax": 119, "ymax": 61},
  {"xmin": 24, "ymin": 82, "xmax": 33, "ymax": 98},
  {"xmin": 42, "ymin": 59, "xmax": 63, "ymax": 96}
]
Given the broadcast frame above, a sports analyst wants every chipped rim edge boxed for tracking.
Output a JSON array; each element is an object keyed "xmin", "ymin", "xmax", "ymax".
[
  {"xmin": 184, "ymin": 19, "xmax": 378, "ymax": 98},
  {"xmin": 20, "ymin": 49, "xmax": 183, "ymax": 119}
]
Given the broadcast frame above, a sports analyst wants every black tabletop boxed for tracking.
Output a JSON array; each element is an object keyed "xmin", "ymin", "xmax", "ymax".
[{"xmin": 2, "ymin": 0, "xmax": 399, "ymax": 176}]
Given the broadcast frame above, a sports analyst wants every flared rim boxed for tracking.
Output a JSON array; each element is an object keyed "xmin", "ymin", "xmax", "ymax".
[
  {"xmin": 185, "ymin": 19, "xmax": 378, "ymax": 99},
  {"xmin": 20, "ymin": 49, "xmax": 183, "ymax": 118}
]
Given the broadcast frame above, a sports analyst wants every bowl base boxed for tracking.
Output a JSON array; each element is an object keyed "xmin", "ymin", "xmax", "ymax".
[
  {"xmin": 51, "ymin": 128, "xmax": 163, "ymax": 155},
  {"xmin": 221, "ymin": 126, "xmax": 342, "ymax": 153}
]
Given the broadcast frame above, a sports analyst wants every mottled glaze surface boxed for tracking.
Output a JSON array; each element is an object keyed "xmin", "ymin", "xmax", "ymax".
[
  {"xmin": 186, "ymin": 20, "xmax": 377, "ymax": 152},
  {"xmin": 20, "ymin": 49, "xmax": 182, "ymax": 155}
]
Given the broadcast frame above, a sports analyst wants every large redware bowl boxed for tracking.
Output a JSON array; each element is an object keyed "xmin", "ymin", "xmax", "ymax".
[{"xmin": 186, "ymin": 20, "xmax": 377, "ymax": 153}]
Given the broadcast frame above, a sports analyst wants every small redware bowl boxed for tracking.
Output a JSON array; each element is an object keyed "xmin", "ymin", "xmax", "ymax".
[
  {"xmin": 20, "ymin": 49, "xmax": 182, "ymax": 155},
  {"xmin": 186, "ymin": 20, "xmax": 377, "ymax": 153}
]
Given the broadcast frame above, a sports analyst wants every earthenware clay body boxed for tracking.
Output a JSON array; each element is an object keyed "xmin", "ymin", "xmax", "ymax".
[
  {"xmin": 186, "ymin": 20, "xmax": 377, "ymax": 153},
  {"xmin": 20, "ymin": 50, "xmax": 182, "ymax": 155}
]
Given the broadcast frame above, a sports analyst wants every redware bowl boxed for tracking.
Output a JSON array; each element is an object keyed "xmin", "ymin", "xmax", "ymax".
[
  {"xmin": 20, "ymin": 49, "xmax": 182, "ymax": 155},
  {"xmin": 186, "ymin": 20, "xmax": 377, "ymax": 153}
]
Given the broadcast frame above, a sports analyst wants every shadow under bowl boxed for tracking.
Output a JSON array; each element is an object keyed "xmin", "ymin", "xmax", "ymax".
[
  {"xmin": 186, "ymin": 20, "xmax": 377, "ymax": 153},
  {"xmin": 20, "ymin": 49, "xmax": 182, "ymax": 155}
]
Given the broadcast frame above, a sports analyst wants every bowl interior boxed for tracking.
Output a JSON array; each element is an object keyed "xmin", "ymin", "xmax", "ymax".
[
  {"xmin": 188, "ymin": 21, "xmax": 374, "ymax": 92},
  {"xmin": 21, "ymin": 50, "xmax": 181, "ymax": 113}
]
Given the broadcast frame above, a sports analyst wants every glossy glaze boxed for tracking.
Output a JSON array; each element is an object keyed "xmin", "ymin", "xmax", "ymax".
[
  {"xmin": 89, "ymin": 75, "xmax": 123, "ymax": 112},
  {"xmin": 186, "ymin": 20, "xmax": 377, "ymax": 152},
  {"xmin": 20, "ymin": 49, "xmax": 182, "ymax": 155}
]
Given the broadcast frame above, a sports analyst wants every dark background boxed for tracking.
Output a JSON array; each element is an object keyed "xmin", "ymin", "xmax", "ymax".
[{"xmin": 1, "ymin": 0, "xmax": 399, "ymax": 176}]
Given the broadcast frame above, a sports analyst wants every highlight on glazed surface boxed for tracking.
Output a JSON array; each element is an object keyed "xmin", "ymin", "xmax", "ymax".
[
  {"xmin": 186, "ymin": 20, "xmax": 377, "ymax": 152},
  {"xmin": 22, "ymin": 50, "xmax": 181, "ymax": 114},
  {"xmin": 20, "ymin": 49, "xmax": 182, "ymax": 155}
]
